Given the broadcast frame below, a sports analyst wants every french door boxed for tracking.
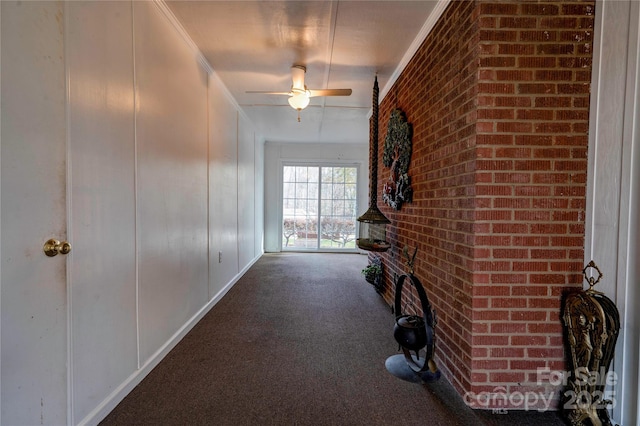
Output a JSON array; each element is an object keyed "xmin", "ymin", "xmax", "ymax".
[{"xmin": 282, "ymin": 165, "xmax": 358, "ymax": 251}]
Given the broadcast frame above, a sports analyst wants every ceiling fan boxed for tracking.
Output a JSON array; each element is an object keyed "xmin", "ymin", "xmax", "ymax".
[{"xmin": 246, "ymin": 65, "xmax": 352, "ymax": 121}]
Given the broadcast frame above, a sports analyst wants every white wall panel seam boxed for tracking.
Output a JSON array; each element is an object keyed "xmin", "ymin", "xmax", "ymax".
[
  {"xmin": 131, "ymin": 0, "xmax": 142, "ymax": 372},
  {"xmin": 277, "ymin": 153, "xmax": 283, "ymax": 252},
  {"xmin": 236, "ymin": 112, "xmax": 240, "ymax": 274},
  {"xmin": 0, "ymin": 4, "xmax": 3, "ymax": 425},
  {"xmin": 207, "ymin": 73, "xmax": 212, "ymax": 301}
]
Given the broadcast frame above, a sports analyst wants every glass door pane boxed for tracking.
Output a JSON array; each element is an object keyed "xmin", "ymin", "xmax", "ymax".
[
  {"xmin": 283, "ymin": 166, "xmax": 318, "ymax": 249},
  {"xmin": 319, "ymin": 167, "xmax": 357, "ymax": 249}
]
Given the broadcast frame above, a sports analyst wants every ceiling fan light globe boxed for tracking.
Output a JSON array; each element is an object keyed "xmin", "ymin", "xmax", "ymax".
[{"xmin": 288, "ymin": 91, "xmax": 310, "ymax": 110}]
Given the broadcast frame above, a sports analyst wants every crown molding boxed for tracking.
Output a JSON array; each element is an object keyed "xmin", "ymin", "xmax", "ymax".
[{"xmin": 378, "ymin": 0, "xmax": 451, "ymax": 104}]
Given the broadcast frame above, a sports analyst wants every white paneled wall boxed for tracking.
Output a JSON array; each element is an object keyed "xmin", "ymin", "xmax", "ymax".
[
  {"xmin": 67, "ymin": 2, "xmax": 138, "ymax": 423},
  {"xmin": 209, "ymin": 73, "xmax": 240, "ymax": 297},
  {"xmin": 254, "ymin": 135, "xmax": 266, "ymax": 256},
  {"xmin": 238, "ymin": 114, "xmax": 257, "ymax": 269},
  {"xmin": 134, "ymin": 0, "xmax": 210, "ymax": 366},
  {"xmin": 1, "ymin": 1, "xmax": 264, "ymax": 425}
]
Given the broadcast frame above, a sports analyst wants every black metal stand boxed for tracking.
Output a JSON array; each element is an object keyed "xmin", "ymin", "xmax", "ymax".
[
  {"xmin": 386, "ymin": 273, "xmax": 440, "ymax": 383},
  {"xmin": 385, "ymin": 354, "xmax": 441, "ymax": 383}
]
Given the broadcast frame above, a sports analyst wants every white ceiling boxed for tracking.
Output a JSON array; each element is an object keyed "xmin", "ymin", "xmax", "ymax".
[{"xmin": 166, "ymin": 1, "xmax": 444, "ymax": 144}]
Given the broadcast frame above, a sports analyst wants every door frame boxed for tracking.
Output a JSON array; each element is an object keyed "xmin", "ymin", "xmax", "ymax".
[{"xmin": 585, "ymin": 1, "xmax": 640, "ymax": 424}]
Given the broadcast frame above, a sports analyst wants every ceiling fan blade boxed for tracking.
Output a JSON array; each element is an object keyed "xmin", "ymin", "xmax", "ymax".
[
  {"xmin": 291, "ymin": 65, "xmax": 306, "ymax": 91},
  {"xmin": 245, "ymin": 91, "xmax": 291, "ymax": 96},
  {"xmin": 308, "ymin": 89, "xmax": 352, "ymax": 97}
]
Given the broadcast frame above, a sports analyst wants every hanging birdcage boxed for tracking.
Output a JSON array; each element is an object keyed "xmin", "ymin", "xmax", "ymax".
[{"xmin": 357, "ymin": 75, "xmax": 390, "ymax": 252}]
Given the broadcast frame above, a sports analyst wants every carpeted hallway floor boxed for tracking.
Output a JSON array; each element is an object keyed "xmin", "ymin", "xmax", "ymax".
[{"xmin": 100, "ymin": 253, "xmax": 567, "ymax": 426}]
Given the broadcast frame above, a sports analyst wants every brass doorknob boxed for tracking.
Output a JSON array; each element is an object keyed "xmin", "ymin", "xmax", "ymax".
[{"xmin": 43, "ymin": 239, "xmax": 72, "ymax": 257}]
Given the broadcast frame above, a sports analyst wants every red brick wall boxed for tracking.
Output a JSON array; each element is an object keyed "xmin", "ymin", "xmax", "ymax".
[{"xmin": 375, "ymin": 0, "xmax": 594, "ymax": 410}]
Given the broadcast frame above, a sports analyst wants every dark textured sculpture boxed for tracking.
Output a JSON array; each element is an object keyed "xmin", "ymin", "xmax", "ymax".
[
  {"xmin": 562, "ymin": 261, "xmax": 620, "ymax": 426},
  {"xmin": 382, "ymin": 109, "xmax": 413, "ymax": 210}
]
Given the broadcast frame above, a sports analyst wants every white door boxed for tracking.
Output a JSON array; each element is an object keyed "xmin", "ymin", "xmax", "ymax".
[
  {"xmin": 1, "ymin": 3, "xmax": 141, "ymax": 424},
  {"xmin": 1, "ymin": 2, "xmax": 70, "ymax": 424}
]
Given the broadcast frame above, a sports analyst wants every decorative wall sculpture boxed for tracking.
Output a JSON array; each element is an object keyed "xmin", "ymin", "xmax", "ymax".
[{"xmin": 382, "ymin": 108, "xmax": 413, "ymax": 210}]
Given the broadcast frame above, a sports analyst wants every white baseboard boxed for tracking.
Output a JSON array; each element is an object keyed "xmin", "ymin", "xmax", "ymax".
[{"xmin": 79, "ymin": 253, "xmax": 262, "ymax": 426}]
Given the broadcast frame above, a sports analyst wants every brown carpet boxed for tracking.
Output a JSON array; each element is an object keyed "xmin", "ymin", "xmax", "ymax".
[{"xmin": 100, "ymin": 253, "xmax": 566, "ymax": 426}]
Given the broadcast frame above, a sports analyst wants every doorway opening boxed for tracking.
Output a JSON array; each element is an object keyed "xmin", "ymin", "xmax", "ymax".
[{"xmin": 282, "ymin": 165, "xmax": 358, "ymax": 251}]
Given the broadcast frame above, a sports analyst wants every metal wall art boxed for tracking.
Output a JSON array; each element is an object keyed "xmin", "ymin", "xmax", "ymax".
[
  {"xmin": 562, "ymin": 261, "xmax": 620, "ymax": 426},
  {"xmin": 382, "ymin": 108, "xmax": 413, "ymax": 210}
]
